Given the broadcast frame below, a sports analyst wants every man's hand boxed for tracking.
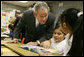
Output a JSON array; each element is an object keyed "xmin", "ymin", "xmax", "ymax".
[
  {"xmin": 40, "ymin": 40, "xmax": 50, "ymax": 49},
  {"xmin": 26, "ymin": 42, "xmax": 38, "ymax": 46},
  {"xmin": 6, "ymin": 40, "xmax": 17, "ymax": 43}
]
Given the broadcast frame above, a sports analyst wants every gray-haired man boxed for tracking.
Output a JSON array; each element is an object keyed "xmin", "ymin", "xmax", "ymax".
[{"xmin": 7, "ymin": 2, "xmax": 57, "ymax": 46}]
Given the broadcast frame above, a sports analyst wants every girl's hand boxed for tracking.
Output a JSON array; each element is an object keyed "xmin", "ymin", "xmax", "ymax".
[{"xmin": 40, "ymin": 40, "xmax": 50, "ymax": 49}]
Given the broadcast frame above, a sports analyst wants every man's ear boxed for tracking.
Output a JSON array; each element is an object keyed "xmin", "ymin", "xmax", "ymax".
[{"xmin": 33, "ymin": 12, "xmax": 37, "ymax": 17}]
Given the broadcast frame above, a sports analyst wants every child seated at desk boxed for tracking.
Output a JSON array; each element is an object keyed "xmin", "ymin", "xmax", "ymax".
[
  {"xmin": 4, "ymin": 24, "xmax": 14, "ymax": 37},
  {"xmin": 40, "ymin": 27, "xmax": 66, "ymax": 56}
]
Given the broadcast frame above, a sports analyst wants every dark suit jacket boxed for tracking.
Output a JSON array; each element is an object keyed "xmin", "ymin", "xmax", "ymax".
[{"xmin": 13, "ymin": 10, "xmax": 56, "ymax": 44}]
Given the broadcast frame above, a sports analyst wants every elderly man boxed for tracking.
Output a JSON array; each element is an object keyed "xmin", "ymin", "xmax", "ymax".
[{"xmin": 8, "ymin": 2, "xmax": 57, "ymax": 46}]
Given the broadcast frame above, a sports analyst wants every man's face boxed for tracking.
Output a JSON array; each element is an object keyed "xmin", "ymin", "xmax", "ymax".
[{"xmin": 34, "ymin": 9, "xmax": 48, "ymax": 24}]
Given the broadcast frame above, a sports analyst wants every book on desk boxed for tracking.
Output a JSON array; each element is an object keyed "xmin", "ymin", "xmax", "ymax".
[{"xmin": 19, "ymin": 46, "xmax": 63, "ymax": 55}]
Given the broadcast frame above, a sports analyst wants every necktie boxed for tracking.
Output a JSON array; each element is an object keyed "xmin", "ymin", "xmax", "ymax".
[{"xmin": 36, "ymin": 23, "xmax": 41, "ymax": 32}]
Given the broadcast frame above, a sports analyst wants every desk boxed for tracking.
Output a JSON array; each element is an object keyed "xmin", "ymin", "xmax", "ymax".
[
  {"xmin": 1, "ymin": 40, "xmax": 39, "ymax": 56},
  {"xmin": 1, "ymin": 46, "xmax": 19, "ymax": 56}
]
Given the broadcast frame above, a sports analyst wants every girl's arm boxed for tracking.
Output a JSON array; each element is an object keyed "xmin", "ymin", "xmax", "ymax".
[{"xmin": 40, "ymin": 39, "xmax": 51, "ymax": 49}]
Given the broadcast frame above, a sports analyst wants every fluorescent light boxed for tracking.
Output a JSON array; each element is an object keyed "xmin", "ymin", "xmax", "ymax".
[{"xmin": 19, "ymin": 1, "xmax": 28, "ymax": 3}]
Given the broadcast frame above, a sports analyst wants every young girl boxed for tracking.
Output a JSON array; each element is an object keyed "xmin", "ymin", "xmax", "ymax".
[
  {"xmin": 40, "ymin": 27, "xmax": 66, "ymax": 55},
  {"xmin": 50, "ymin": 28, "xmax": 66, "ymax": 52}
]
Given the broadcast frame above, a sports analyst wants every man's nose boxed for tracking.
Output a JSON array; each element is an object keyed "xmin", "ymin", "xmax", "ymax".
[{"xmin": 55, "ymin": 34, "xmax": 58, "ymax": 37}]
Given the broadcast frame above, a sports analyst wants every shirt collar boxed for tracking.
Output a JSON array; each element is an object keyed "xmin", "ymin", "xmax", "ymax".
[{"xmin": 36, "ymin": 18, "xmax": 39, "ymax": 27}]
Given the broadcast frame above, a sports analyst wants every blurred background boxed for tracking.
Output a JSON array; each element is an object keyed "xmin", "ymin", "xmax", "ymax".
[{"xmin": 1, "ymin": 1, "xmax": 83, "ymax": 34}]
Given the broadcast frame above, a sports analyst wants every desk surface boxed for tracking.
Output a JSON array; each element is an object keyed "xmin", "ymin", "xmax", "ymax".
[
  {"xmin": 1, "ymin": 46, "xmax": 19, "ymax": 56},
  {"xmin": 1, "ymin": 40, "xmax": 39, "ymax": 56}
]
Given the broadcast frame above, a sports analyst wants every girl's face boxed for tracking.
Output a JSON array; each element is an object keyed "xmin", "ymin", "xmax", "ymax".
[{"xmin": 53, "ymin": 28, "xmax": 65, "ymax": 42}]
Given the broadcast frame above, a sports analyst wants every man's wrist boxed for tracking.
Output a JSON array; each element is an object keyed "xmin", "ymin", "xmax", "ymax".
[{"xmin": 37, "ymin": 40, "xmax": 40, "ymax": 45}]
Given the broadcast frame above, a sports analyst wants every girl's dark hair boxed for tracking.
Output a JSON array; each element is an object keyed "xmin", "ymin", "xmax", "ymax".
[
  {"xmin": 60, "ymin": 8, "xmax": 80, "ymax": 30},
  {"xmin": 60, "ymin": 8, "xmax": 83, "ymax": 33},
  {"xmin": 60, "ymin": 8, "xmax": 83, "ymax": 56}
]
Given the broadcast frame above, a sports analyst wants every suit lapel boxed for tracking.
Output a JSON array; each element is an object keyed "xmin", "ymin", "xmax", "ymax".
[{"xmin": 30, "ymin": 14, "xmax": 36, "ymax": 33}]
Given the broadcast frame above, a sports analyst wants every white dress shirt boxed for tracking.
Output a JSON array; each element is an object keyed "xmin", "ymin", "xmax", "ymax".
[
  {"xmin": 35, "ymin": 18, "xmax": 41, "ymax": 45},
  {"xmin": 36, "ymin": 18, "xmax": 39, "ymax": 28}
]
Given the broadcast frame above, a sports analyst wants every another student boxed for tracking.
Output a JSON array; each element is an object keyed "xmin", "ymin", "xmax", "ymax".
[
  {"xmin": 14, "ymin": 10, "xmax": 22, "ymax": 28},
  {"xmin": 4, "ymin": 24, "xmax": 14, "ymax": 37},
  {"xmin": 59, "ymin": 8, "xmax": 83, "ymax": 56},
  {"xmin": 8, "ymin": 24, "xmax": 14, "ymax": 37}
]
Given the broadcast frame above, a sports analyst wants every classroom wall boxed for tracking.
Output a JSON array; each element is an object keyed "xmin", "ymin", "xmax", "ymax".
[
  {"xmin": 2, "ymin": 1, "xmax": 83, "ymax": 14},
  {"xmin": 47, "ymin": 1, "xmax": 83, "ymax": 15},
  {"xmin": 2, "ymin": 2, "xmax": 27, "ymax": 12}
]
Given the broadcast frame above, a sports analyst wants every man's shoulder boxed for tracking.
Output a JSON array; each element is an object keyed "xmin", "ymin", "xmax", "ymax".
[
  {"xmin": 23, "ymin": 10, "xmax": 33, "ymax": 16},
  {"xmin": 48, "ymin": 12, "xmax": 56, "ymax": 22},
  {"xmin": 46, "ymin": 12, "xmax": 55, "ymax": 23},
  {"xmin": 48, "ymin": 12, "xmax": 55, "ymax": 18}
]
